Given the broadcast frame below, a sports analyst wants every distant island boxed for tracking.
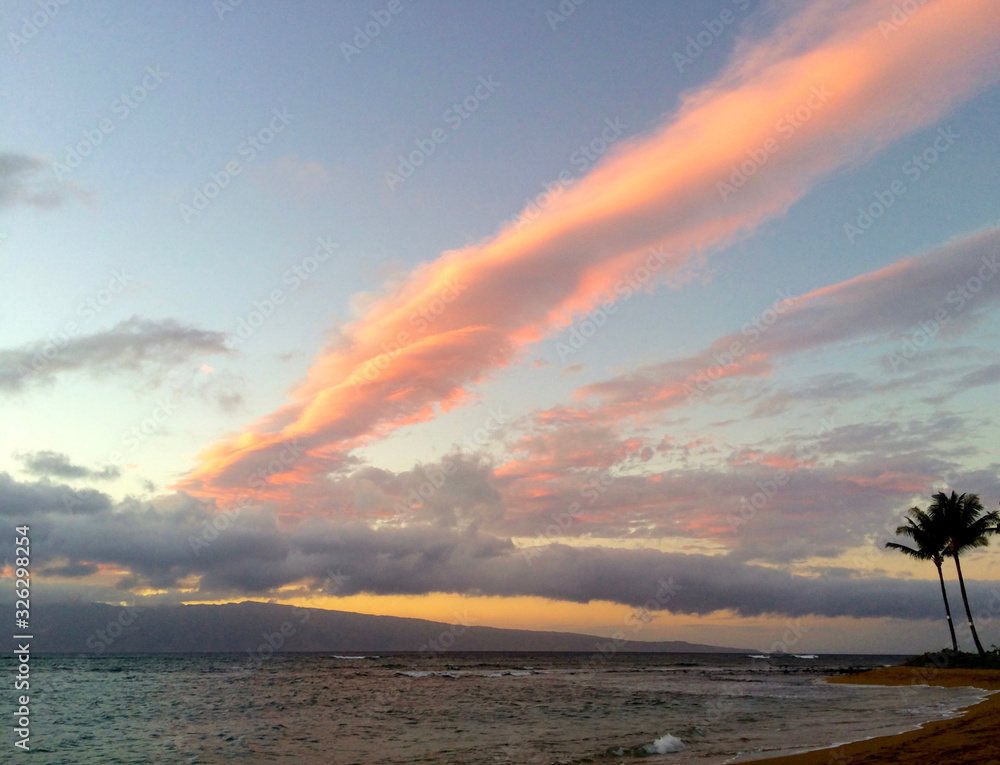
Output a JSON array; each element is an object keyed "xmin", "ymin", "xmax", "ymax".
[{"xmin": 26, "ymin": 601, "xmax": 754, "ymax": 655}]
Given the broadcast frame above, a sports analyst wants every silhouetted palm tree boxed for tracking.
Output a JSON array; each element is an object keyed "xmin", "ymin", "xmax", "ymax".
[
  {"xmin": 929, "ymin": 491, "xmax": 1000, "ymax": 656},
  {"xmin": 885, "ymin": 506, "xmax": 958, "ymax": 652}
]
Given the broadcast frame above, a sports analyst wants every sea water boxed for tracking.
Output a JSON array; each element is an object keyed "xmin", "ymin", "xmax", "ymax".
[{"xmin": 4, "ymin": 652, "xmax": 986, "ymax": 764}]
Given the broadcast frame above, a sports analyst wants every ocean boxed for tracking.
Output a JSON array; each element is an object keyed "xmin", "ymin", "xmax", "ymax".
[{"xmin": 5, "ymin": 652, "xmax": 986, "ymax": 764}]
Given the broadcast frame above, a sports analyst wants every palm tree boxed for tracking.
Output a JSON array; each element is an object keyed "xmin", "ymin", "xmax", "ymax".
[
  {"xmin": 928, "ymin": 491, "xmax": 1000, "ymax": 656},
  {"xmin": 885, "ymin": 506, "xmax": 958, "ymax": 652}
]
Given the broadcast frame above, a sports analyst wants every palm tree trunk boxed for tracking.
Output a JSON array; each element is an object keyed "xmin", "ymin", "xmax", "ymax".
[
  {"xmin": 935, "ymin": 562, "xmax": 959, "ymax": 651},
  {"xmin": 952, "ymin": 553, "xmax": 985, "ymax": 655}
]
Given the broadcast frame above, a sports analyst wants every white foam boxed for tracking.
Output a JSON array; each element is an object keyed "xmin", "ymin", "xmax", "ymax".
[
  {"xmin": 793, "ymin": 654, "xmax": 819, "ymax": 659},
  {"xmin": 748, "ymin": 654, "xmax": 770, "ymax": 659},
  {"xmin": 644, "ymin": 733, "xmax": 685, "ymax": 754},
  {"xmin": 485, "ymin": 669, "xmax": 533, "ymax": 678},
  {"xmin": 398, "ymin": 670, "xmax": 463, "ymax": 679},
  {"xmin": 333, "ymin": 655, "xmax": 368, "ymax": 660}
]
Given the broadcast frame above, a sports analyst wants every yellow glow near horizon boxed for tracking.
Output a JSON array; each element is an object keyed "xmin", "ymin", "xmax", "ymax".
[
  {"xmin": 510, "ymin": 536, "xmax": 731, "ymax": 556},
  {"xmin": 185, "ymin": 592, "xmax": 642, "ymax": 634}
]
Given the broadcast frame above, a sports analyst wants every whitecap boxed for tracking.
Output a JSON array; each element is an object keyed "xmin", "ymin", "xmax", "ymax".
[
  {"xmin": 793, "ymin": 654, "xmax": 819, "ymax": 659},
  {"xmin": 644, "ymin": 733, "xmax": 685, "ymax": 754}
]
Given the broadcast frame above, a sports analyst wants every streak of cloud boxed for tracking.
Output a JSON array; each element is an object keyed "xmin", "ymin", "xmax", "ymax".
[
  {"xmin": 0, "ymin": 317, "xmax": 231, "ymax": 393},
  {"xmin": 9, "ymin": 471, "xmax": 1000, "ymax": 621},
  {"xmin": 178, "ymin": 0, "xmax": 1000, "ymax": 501},
  {"xmin": 15, "ymin": 450, "xmax": 120, "ymax": 481},
  {"xmin": 578, "ymin": 224, "xmax": 1000, "ymax": 415},
  {"xmin": 0, "ymin": 152, "xmax": 86, "ymax": 210}
]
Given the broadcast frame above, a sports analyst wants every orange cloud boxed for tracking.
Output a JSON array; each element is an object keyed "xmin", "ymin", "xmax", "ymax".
[{"xmin": 177, "ymin": 0, "xmax": 1000, "ymax": 501}]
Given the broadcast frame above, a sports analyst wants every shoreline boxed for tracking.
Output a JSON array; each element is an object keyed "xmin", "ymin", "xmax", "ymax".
[{"xmin": 750, "ymin": 666, "xmax": 1000, "ymax": 764}]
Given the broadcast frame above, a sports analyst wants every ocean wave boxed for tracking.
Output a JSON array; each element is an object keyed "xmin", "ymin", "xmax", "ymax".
[
  {"xmin": 793, "ymin": 655, "xmax": 819, "ymax": 659},
  {"xmin": 485, "ymin": 669, "xmax": 533, "ymax": 678},
  {"xmin": 608, "ymin": 733, "xmax": 686, "ymax": 757},
  {"xmin": 644, "ymin": 733, "xmax": 685, "ymax": 754}
]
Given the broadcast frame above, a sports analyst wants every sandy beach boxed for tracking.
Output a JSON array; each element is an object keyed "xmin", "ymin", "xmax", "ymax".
[{"xmin": 756, "ymin": 667, "xmax": 1000, "ymax": 764}]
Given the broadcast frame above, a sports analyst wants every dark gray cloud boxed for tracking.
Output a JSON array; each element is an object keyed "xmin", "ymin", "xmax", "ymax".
[
  {"xmin": 0, "ymin": 473, "xmax": 111, "ymax": 517},
  {"xmin": 40, "ymin": 562, "xmax": 100, "ymax": 578},
  {"xmin": 16, "ymin": 450, "xmax": 120, "ymax": 481},
  {"xmin": 322, "ymin": 453, "xmax": 504, "ymax": 529},
  {"xmin": 0, "ymin": 152, "xmax": 83, "ymax": 210},
  {"xmin": 0, "ymin": 317, "xmax": 230, "ymax": 393},
  {"xmin": 4, "ymin": 471, "xmax": 1000, "ymax": 622}
]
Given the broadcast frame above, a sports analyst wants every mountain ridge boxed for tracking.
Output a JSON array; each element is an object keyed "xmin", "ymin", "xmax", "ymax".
[{"xmin": 24, "ymin": 600, "xmax": 756, "ymax": 654}]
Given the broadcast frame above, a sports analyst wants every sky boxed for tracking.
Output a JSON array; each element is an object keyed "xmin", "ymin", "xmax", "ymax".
[{"xmin": 2, "ymin": 0, "xmax": 1000, "ymax": 654}]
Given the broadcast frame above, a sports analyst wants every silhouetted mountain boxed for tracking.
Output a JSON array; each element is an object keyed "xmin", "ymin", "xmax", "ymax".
[{"xmin": 26, "ymin": 601, "xmax": 754, "ymax": 654}]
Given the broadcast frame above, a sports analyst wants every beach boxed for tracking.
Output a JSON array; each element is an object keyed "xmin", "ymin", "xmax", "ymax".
[{"xmin": 758, "ymin": 667, "xmax": 1000, "ymax": 765}]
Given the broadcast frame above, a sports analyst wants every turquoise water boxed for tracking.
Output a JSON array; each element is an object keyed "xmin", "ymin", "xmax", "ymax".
[{"xmin": 2, "ymin": 653, "xmax": 985, "ymax": 764}]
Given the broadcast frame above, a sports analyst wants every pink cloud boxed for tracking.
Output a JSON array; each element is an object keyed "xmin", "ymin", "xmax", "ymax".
[{"xmin": 177, "ymin": 0, "xmax": 1000, "ymax": 502}]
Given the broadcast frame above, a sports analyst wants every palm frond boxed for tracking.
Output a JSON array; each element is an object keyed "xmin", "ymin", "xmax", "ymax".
[{"xmin": 884, "ymin": 541, "xmax": 928, "ymax": 559}]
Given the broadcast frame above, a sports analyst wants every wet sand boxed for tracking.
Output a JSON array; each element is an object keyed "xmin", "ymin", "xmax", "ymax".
[{"xmin": 756, "ymin": 667, "xmax": 1000, "ymax": 764}]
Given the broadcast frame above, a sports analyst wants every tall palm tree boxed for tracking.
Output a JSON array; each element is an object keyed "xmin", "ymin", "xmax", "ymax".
[
  {"xmin": 885, "ymin": 506, "xmax": 958, "ymax": 652},
  {"xmin": 928, "ymin": 491, "xmax": 1000, "ymax": 656}
]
